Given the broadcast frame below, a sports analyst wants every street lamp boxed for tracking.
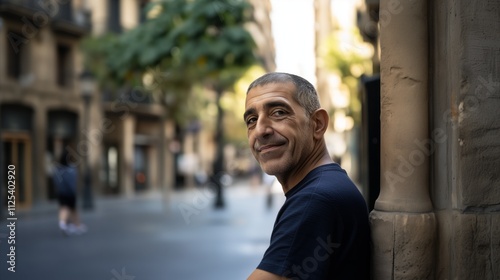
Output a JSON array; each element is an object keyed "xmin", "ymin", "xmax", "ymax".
[{"xmin": 79, "ymin": 69, "xmax": 96, "ymax": 210}]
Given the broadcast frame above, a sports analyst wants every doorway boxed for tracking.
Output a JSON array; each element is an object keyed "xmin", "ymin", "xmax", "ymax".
[
  {"xmin": 134, "ymin": 145, "xmax": 148, "ymax": 192},
  {"xmin": 1, "ymin": 132, "xmax": 32, "ymax": 209}
]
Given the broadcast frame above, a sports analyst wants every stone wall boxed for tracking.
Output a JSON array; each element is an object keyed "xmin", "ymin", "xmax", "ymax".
[
  {"xmin": 370, "ymin": 0, "xmax": 500, "ymax": 279},
  {"xmin": 430, "ymin": 0, "xmax": 500, "ymax": 279}
]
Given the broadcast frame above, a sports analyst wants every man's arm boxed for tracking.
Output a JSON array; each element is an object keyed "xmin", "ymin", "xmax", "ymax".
[{"xmin": 247, "ymin": 269, "xmax": 289, "ymax": 280}]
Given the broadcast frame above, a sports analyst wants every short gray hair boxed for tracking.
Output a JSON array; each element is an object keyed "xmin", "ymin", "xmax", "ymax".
[{"xmin": 247, "ymin": 72, "xmax": 321, "ymax": 116}]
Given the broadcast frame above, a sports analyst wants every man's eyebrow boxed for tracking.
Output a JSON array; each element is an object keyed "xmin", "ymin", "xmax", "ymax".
[{"xmin": 264, "ymin": 101, "xmax": 292, "ymax": 111}]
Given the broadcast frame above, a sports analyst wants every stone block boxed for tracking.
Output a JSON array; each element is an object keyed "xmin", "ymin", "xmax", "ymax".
[
  {"xmin": 370, "ymin": 210, "xmax": 395, "ymax": 279},
  {"xmin": 434, "ymin": 211, "xmax": 452, "ymax": 280},
  {"xmin": 492, "ymin": 214, "xmax": 500, "ymax": 279},
  {"xmin": 453, "ymin": 213, "xmax": 498, "ymax": 279},
  {"xmin": 393, "ymin": 213, "xmax": 436, "ymax": 280},
  {"xmin": 370, "ymin": 210, "xmax": 436, "ymax": 280}
]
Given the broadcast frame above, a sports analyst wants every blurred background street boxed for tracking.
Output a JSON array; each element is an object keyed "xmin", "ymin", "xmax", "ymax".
[
  {"xmin": 0, "ymin": 178, "xmax": 284, "ymax": 280},
  {"xmin": 3, "ymin": 0, "xmax": 498, "ymax": 278}
]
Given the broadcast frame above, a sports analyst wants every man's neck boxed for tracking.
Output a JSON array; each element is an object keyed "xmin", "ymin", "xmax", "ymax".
[{"xmin": 279, "ymin": 150, "xmax": 333, "ymax": 194}]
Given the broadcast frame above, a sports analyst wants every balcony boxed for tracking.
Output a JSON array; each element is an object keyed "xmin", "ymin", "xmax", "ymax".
[{"xmin": 0, "ymin": 0, "xmax": 90, "ymax": 37}]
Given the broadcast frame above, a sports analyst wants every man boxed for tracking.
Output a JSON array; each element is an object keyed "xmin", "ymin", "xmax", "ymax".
[{"xmin": 244, "ymin": 72, "xmax": 370, "ymax": 279}]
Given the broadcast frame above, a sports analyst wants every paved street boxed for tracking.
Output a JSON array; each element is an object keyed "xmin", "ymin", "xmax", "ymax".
[{"xmin": 0, "ymin": 180, "xmax": 284, "ymax": 280}]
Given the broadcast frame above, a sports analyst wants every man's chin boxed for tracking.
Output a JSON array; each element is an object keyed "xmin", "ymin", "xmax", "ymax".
[
  {"xmin": 258, "ymin": 155, "xmax": 288, "ymax": 175},
  {"xmin": 261, "ymin": 164, "xmax": 281, "ymax": 176}
]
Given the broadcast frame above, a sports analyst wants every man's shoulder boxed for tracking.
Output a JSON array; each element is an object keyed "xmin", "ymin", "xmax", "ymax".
[
  {"xmin": 290, "ymin": 164, "xmax": 367, "ymax": 211},
  {"xmin": 305, "ymin": 163, "xmax": 350, "ymax": 183},
  {"xmin": 298, "ymin": 164, "xmax": 358, "ymax": 195}
]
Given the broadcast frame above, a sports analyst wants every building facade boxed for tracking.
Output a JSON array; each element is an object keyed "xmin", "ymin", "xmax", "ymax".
[{"xmin": 0, "ymin": 0, "xmax": 96, "ymax": 212}]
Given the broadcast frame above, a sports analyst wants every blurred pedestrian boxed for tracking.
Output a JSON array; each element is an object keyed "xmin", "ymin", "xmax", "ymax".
[
  {"xmin": 244, "ymin": 72, "xmax": 370, "ymax": 279},
  {"xmin": 52, "ymin": 149, "xmax": 87, "ymax": 236},
  {"xmin": 262, "ymin": 172, "xmax": 275, "ymax": 209}
]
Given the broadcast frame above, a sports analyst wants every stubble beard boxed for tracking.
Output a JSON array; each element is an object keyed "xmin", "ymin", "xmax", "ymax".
[{"xmin": 258, "ymin": 154, "xmax": 293, "ymax": 179}]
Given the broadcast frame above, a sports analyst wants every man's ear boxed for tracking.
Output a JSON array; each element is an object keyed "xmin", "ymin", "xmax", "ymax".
[{"xmin": 311, "ymin": 108, "xmax": 329, "ymax": 140}]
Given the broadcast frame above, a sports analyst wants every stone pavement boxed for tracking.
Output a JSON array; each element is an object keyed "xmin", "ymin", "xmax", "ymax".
[{"xmin": 0, "ymin": 179, "xmax": 285, "ymax": 280}]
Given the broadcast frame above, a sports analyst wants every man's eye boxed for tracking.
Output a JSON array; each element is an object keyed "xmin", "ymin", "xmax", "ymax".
[
  {"xmin": 246, "ymin": 117, "xmax": 257, "ymax": 126},
  {"xmin": 272, "ymin": 110, "xmax": 286, "ymax": 117}
]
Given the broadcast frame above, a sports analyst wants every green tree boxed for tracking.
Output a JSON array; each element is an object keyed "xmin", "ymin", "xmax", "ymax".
[
  {"xmin": 323, "ymin": 28, "xmax": 372, "ymax": 124},
  {"xmin": 82, "ymin": 0, "xmax": 258, "ymax": 208}
]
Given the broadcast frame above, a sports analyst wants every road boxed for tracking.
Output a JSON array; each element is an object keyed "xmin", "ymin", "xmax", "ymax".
[{"xmin": 0, "ymin": 180, "xmax": 284, "ymax": 280}]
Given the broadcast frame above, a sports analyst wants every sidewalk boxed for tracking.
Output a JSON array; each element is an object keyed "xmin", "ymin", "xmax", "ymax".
[{"xmin": 0, "ymin": 179, "xmax": 285, "ymax": 280}]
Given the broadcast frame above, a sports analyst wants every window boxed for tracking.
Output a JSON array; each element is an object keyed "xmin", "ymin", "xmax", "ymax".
[
  {"xmin": 56, "ymin": 44, "xmax": 73, "ymax": 87},
  {"xmin": 6, "ymin": 31, "xmax": 30, "ymax": 80},
  {"xmin": 108, "ymin": 0, "xmax": 122, "ymax": 33}
]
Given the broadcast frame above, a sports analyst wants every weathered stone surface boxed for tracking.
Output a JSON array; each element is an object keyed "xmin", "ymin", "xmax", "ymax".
[
  {"xmin": 492, "ymin": 214, "xmax": 500, "ymax": 279},
  {"xmin": 453, "ymin": 213, "xmax": 499, "ymax": 280},
  {"xmin": 370, "ymin": 210, "xmax": 394, "ymax": 280},
  {"xmin": 393, "ymin": 213, "xmax": 436, "ymax": 280},
  {"xmin": 434, "ymin": 211, "xmax": 452, "ymax": 280},
  {"xmin": 377, "ymin": 0, "xmax": 432, "ymax": 213},
  {"xmin": 371, "ymin": 0, "xmax": 500, "ymax": 279},
  {"xmin": 456, "ymin": 0, "xmax": 500, "ymax": 207},
  {"xmin": 370, "ymin": 210, "xmax": 436, "ymax": 280}
]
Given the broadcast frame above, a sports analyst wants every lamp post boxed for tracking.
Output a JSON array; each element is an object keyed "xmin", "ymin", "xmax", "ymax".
[{"xmin": 79, "ymin": 70, "xmax": 96, "ymax": 210}]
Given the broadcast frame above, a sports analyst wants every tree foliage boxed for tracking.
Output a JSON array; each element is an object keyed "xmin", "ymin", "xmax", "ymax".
[
  {"xmin": 83, "ymin": 0, "xmax": 259, "ymax": 202},
  {"xmin": 82, "ymin": 0, "xmax": 258, "ymax": 123},
  {"xmin": 84, "ymin": 0, "xmax": 257, "ymax": 82}
]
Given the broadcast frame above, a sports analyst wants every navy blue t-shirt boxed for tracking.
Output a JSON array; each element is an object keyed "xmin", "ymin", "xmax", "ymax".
[{"xmin": 257, "ymin": 163, "xmax": 370, "ymax": 279}]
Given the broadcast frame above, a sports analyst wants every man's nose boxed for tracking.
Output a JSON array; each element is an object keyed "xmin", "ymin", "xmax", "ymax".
[{"xmin": 255, "ymin": 117, "xmax": 273, "ymax": 138}]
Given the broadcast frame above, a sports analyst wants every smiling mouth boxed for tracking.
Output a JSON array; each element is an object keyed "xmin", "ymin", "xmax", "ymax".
[{"xmin": 256, "ymin": 144, "xmax": 283, "ymax": 153}]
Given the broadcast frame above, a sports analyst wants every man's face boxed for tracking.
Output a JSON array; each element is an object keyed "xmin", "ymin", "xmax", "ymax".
[{"xmin": 244, "ymin": 82, "xmax": 315, "ymax": 176}]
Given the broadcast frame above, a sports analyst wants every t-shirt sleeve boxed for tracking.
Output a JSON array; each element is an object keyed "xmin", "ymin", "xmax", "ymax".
[{"xmin": 257, "ymin": 192, "xmax": 342, "ymax": 279}]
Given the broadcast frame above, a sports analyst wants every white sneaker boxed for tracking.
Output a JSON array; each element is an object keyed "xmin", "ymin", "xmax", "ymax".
[
  {"xmin": 59, "ymin": 222, "xmax": 70, "ymax": 236},
  {"xmin": 67, "ymin": 224, "xmax": 88, "ymax": 235},
  {"xmin": 76, "ymin": 224, "xmax": 88, "ymax": 234}
]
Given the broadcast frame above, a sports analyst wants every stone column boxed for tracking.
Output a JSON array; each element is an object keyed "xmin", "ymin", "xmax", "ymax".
[
  {"xmin": 120, "ymin": 115, "xmax": 135, "ymax": 197},
  {"xmin": 34, "ymin": 102, "xmax": 47, "ymax": 203},
  {"xmin": 370, "ymin": 0, "xmax": 436, "ymax": 279},
  {"xmin": 162, "ymin": 119, "xmax": 175, "ymax": 209}
]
